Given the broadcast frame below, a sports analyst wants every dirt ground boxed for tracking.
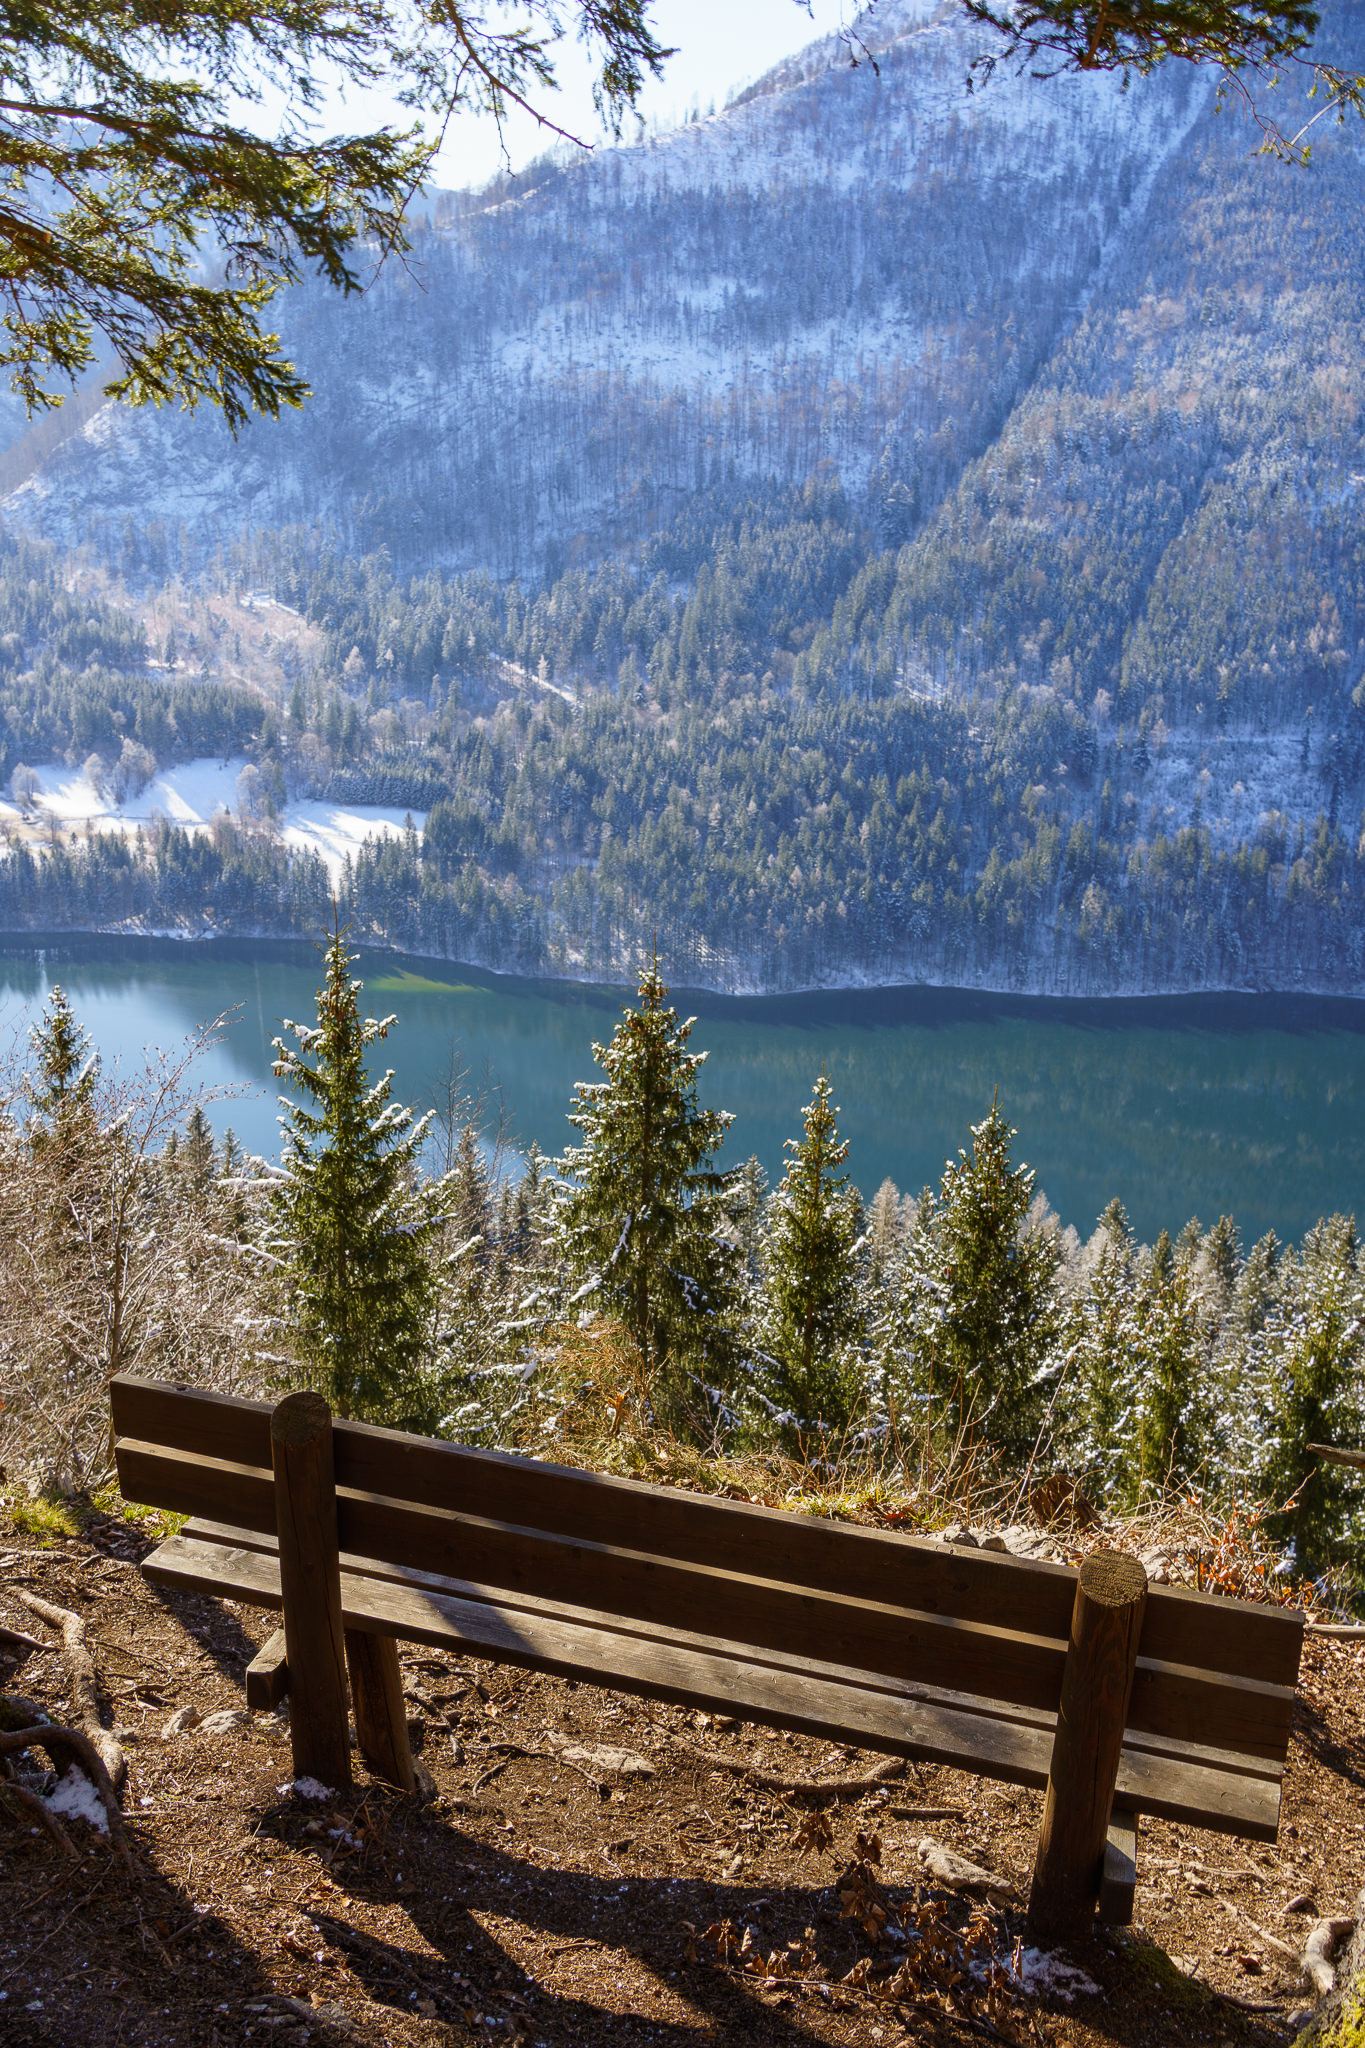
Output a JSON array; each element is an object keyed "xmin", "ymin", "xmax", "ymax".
[{"xmin": 0, "ymin": 1504, "xmax": 1360, "ymax": 2048}]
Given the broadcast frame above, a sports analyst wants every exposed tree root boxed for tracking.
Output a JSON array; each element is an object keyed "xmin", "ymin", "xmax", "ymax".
[
  {"xmin": 0, "ymin": 1776, "xmax": 77, "ymax": 1857},
  {"xmin": 15, "ymin": 1589, "xmax": 126, "ymax": 1789},
  {"xmin": 0, "ymin": 1623, "xmax": 52, "ymax": 1655},
  {"xmin": 0, "ymin": 1718, "xmax": 133, "ymax": 1871}
]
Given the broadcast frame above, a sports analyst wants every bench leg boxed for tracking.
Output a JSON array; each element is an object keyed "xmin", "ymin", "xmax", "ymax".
[
  {"xmin": 1098, "ymin": 1806, "xmax": 1138, "ymax": 1927},
  {"xmin": 272, "ymin": 1391, "xmax": 352, "ymax": 1791},
  {"xmin": 245, "ymin": 1629, "xmax": 290, "ymax": 1713},
  {"xmin": 346, "ymin": 1629, "xmax": 415, "ymax": 1794},
  {"xmin": 1026, "ymin": 1551, "xmax": 1147, "ymax": 1943}
]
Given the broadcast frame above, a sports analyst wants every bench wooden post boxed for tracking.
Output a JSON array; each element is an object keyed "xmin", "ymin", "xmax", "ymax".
[
  {"xmin": 271, "ymin": 1391, "xmax": 352, "ymax": 1791},
  {"xmin": 1027, "ymin": 1550, "xmax": 1147, "ymax": 1943},
  {"xmin": 345, "ymin": 1631, "xmax": 415, "ymax": 1794}
]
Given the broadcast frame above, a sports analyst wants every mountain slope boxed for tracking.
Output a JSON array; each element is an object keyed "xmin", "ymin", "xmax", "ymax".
[
  {"xmin": 3, "ymin": 0, "xmax": 1211, "ymax": 578},
  {"xmin": 3, "ymin": 5, "xmax": 1365, "ymax": 994}
]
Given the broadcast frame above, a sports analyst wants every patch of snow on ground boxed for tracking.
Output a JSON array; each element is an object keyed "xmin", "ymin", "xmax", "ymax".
[
  {"xmin": 279, "ymin": 1776, "xmax": 335, "ymax": 1801},
  {"xmin": 282, "ymin": 802, "xmax": 423, "ymax": 883},
  {"xmin": 46, "ymin": 1766, "xmax": 109, "ymax": 1833},
  {"xmin": 1010, "ymin": 1947, "xmax": 1100, "ymax": 2001}
]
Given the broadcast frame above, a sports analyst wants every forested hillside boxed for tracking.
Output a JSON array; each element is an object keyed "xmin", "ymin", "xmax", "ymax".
[{"xmin": 1, "ymin": 0, "xmax": 1364, "ymax": 991}]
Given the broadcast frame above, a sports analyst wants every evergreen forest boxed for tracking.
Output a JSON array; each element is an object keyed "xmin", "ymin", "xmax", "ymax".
[{"xmin": 3, "ymin": 963, "xmax": 1360, "ymax": 1597}]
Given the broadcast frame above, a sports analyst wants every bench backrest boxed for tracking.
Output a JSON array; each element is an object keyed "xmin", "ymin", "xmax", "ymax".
[{"xmin": 111, "ymin": 1373, "xmax": 1302, "ymax": 1764}]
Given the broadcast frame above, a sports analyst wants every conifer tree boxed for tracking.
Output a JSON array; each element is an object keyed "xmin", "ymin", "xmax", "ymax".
[
  {"xmin": 268, "ymin": 927, "xmax": 444, "ymax": 1424},
  {"xmin": 1260, "ymin": 1217, "xmax": 1365, "ymax": 1571},
  {"xmin": 921, "ymin": 1097, "xmax": 1061, "ymax": 1459},
  {"xmin": 1125, "ymin": 1258, "xmax": 1211, "ymax": 1499},
  {"xmin": 1063, "ymin": 1199, "xmax": 1136, "ymax": 1496},
  {"xmin": 756, "ymin": 1073, "xmax": 864, "ymax": 1437},
  {"xmin": 27, "ymin": 983, "xmax": 98, "ymax": 1136},
  {"xmin": 554, "ymin": 962, "xmax": 739, "ymax": 1420}
]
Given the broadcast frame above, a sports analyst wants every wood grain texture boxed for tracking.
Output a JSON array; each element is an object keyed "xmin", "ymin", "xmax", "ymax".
[
  {"xmin": 116, "ymin": 1436, "xmax": 1295, "ymax": 1757},
  {"xmin": 1027, "ymin": 1551, "xmax": 1149, "ymax": 1941},
  {"xmin": 345, "ymin": 1630, "xmax": 414, "ymax": 1794},
  {"xmin": 271, "ymin": 1392, "xmax": 351, "ymax": 1791},
  {"xmin": 245, "ymin": 1629, "xmax": 289, "ymax": 1712},
  {"xmin": 1307, "ymin": 1442, "xmax": 1365, "ymax": 1471},
  {"xmin": 110, "ymin": 1373, "xmax": 1302, "ymax": 1685},
  {"xmin": 142, "ymin": 1529, "xmax": 1282, "ymax": 1838}
]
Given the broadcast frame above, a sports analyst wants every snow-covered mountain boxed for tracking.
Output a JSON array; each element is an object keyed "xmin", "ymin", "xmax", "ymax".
[
  {"xmin": 0, "ymin": 0, "xmax": 1213, "ymax": 576},
  {"xmin": 4, "ymin": 0, "xmax": 1365, "ymax": 997}
]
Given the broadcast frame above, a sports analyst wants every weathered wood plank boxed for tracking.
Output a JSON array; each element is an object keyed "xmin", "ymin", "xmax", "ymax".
[
  {"xmin": 183, "ymin": 1514, "xmax": 1291, "ymax": 1778},
  {"xmin": 142, "ymin": 1530, "xmax": 1282, "ymax": 1838},
  {"xmin": 119, "ymin": 1437, "xmax": 1296, "ymax": 1757},
  {"xmin": 116, "ymin": 1431, "xmax": 1295, "ymax": 1757},
  {"xmin": 1307, "ymin": 1442, "xmax": 1365, "ymax": 1471},
  {"xmin": 111, "ymin": 1373, "xmax": 1304, "ymax": 1688},
  {"xmin": 244, "ymin": 1628, "xmax": 289, "ymax": 1712}
]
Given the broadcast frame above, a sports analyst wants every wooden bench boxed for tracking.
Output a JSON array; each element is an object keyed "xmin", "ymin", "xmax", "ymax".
[{"xmin": 110, "ymin": 1373, "xmax": 1305, "ymax": 1941}]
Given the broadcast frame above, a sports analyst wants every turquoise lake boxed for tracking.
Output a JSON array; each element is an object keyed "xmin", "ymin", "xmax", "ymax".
[{"xmin": 0, "ymin": 934, "xmax": 1361, "ymax": 1246}]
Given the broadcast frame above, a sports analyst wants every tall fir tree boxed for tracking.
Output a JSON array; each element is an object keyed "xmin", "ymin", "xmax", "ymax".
[
  {"xmin": 27, "ymin": 983, "xmax": 98, "ymax": 1138},
  {"xmin": 267, "ymin": 927, "xmax": 444, "ymax": 1424},
  {"xmin": 554, "ymin": 962, "xmax": 740, "ymax": 1422},
  {"xmin": 756, "ymin": 1073, "xmax": 864, "ymax": 1438},
  {"xmin": 920, "ymin": 1098, "xmax": 1061, "ymax": 1460},
  {"xmin": 1124, "ymin": 1256, "xmax": 1211, "ymax": 1500},
  {"xmin": 1260, "ymin": 1216, "xmax": 1365, "ymax": 1572}
]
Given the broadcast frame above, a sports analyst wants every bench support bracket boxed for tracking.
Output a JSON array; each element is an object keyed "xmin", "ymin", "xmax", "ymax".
[
  {"xmin": 1098, "ymin": 1805, "xmax": 1138, "ymax": 1927},
  {"xmin": 245, "ymin": 1628, "xmax": 290, "ymax": 1713}
]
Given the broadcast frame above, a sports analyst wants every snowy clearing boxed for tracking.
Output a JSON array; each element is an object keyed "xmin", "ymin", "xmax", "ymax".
[
  {"xmin": 282, "ymin": 801, "xmax": 423, "ymax": 883},
  {"xmin": 0, "ymin": 758, "xmax": 424, "ymax": 880},
  {"xmin": 0, "ymin": 756, "xmax": 249, "ymax": 831}
]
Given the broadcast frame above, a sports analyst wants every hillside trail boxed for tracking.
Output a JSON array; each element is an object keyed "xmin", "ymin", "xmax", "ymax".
[{"xmin": 1, "ymin": 1504, "xmax": 1360, "ymax": 2048}]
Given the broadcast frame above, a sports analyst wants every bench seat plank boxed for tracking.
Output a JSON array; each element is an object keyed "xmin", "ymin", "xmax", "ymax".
[{"xmin": 146, "ymin": 1528, "xmax": 1281, "ymax": 1838}]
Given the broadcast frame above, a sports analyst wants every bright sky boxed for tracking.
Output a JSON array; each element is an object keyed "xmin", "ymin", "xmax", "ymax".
[{"xmin": 277, "ymin": 0, "xmax": 859, "ymax": 193}]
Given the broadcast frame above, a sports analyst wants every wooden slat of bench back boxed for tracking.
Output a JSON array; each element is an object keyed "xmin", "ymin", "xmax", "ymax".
[
  {"xmin": 180, "ymin": 1514, "xmax": 1286, "ymax": 1788},
  {"xmin": 116, "ymin": 1432, "xmax": 1296, "ymax": 1762},
  {"xmin": 145, "ymin": 1527, "xmax": 1283, "ymax": 1840},
  {"xmin": 110, "ymin": 1375, "xmax": 1305, "ymax": 1693}
]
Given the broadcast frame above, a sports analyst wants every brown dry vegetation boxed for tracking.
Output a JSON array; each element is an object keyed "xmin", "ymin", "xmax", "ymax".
[{"xmin": 1, "ymin": 1490, "xmax": 1361, "ymax": 2048}]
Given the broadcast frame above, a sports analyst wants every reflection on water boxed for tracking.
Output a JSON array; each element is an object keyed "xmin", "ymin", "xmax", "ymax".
[{"xmin": 0, "ymin": 934, "xmax": 1361, "ymax": 1246}]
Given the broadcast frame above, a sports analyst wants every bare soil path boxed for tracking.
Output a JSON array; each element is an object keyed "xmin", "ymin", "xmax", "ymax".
[{"xmin": 1, "ymin": 1506, "xmax": 1359, "ymax": 2048}]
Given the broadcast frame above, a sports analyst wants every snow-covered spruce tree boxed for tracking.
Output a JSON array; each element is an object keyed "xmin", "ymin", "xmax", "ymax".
[
  {"xmin": 1121, "ymin": 1250, "xmax": 1213, "ymax": 1503},
  {"xmin": 27, "ymin": 983, "xmax": 99, "ymax": 1138},
  {"xmin": 268, "ymin": 929, "xmax": 445, "ymax": 1426},
  {"xmin": 1259, "ymin": 1217, "xmax": 1365, "ymax": 1574},
  {"xmin": 1060, "ymin": 1198, "xmax": 1137, "ymax": 1499},
  {"xmin": 1214, "ymin": 1230, "xmax": 1284, "ymax": 1487},
  {"xmin": 754, "ymin": 1073, "xmax": 864, "ymax": 1443},
  {"xmin": 553, "ymin": 963, "xmax": 740, "ymax": 1432},
  {"xmin": 915, "ymin": 1099, "xmax": 1061, "ymax": 1463}
]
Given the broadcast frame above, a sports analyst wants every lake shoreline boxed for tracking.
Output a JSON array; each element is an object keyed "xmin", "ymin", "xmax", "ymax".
[
  {"xmin": 1, "ymin": 923, "xmax": 1363, "ymax": 1025},
  {"xmin": 2, "ymin": 930, "xmax": 1363, "ymax": 1242}
]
